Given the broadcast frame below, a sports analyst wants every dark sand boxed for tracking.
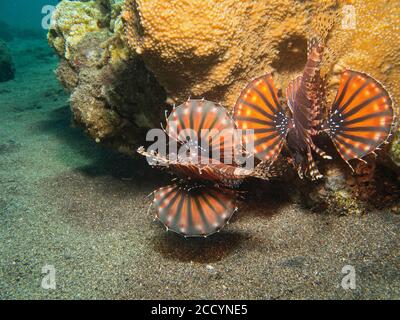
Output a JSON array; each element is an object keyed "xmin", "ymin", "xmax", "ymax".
[{"xmin": 0, "ymin": 38, "xmax": 399, "ymax": 299}]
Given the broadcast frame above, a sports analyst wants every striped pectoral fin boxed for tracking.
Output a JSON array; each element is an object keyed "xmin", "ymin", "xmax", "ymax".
[
  {"xmin": 153, "ymin": 184, "xmax": 236, "ymax": 237},
  {"xmin": 233, "ymin": 74, "xmax": 289, "ymax": 162},
  {"xmin": 327, "ymin": 70, "xmax": 394, "ymax": 162},
  {"xmin": 166, "ymin": 99, "xmax": 239, "ymax": 162}
]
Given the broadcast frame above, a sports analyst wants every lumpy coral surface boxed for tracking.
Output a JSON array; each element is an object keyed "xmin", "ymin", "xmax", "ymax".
[
  {"xmin": 124, "ymin": 0, "xmax": 337, "ymax": 107},
  {"xmin": 49, "ymin": 0, "xmax": 399, "ymax": 166}
]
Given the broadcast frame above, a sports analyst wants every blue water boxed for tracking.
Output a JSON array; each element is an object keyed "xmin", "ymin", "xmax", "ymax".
[{"xmin": 0, "ymin": 0, "xmax": 60, "ymax": 31}]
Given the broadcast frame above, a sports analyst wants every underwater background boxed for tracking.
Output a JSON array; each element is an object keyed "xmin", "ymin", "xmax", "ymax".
[
  {"xmin": 0, "ymin": 0, "xmax": 59, "ymax": 30},
  {"xmin": 0, "ymin": 0, "xmax": 399, "ymax": 299}
]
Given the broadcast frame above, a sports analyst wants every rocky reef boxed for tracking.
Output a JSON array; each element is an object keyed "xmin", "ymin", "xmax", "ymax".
[
  {"xmin": 0, "ymin": 39, "xmax": 15, "ymax": 82},
  {"xmin": 48, "ymin": 0, "xmax": 400, "ymax": 213},
  {"xmin": 389, "ymin": 132, "xmax": 400, "ymax": 169},
  {"xmin": 48, "ymin": 0, "xmax": 166, "ymax": 153}
]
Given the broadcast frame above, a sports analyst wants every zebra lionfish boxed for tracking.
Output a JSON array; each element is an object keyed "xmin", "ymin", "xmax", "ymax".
[
  {"xmin": 138, "ymin": 99, "xmax": 282, "ymax": 237},
  {"xmin": 234, "ymin": 39, "xmax": 395, "ymax": 180}
]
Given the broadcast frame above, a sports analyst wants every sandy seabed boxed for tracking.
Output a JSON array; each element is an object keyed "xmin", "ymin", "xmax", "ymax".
[{"xmin": 0, "ymin": 38, "xmax": 399, "ymax": 299}]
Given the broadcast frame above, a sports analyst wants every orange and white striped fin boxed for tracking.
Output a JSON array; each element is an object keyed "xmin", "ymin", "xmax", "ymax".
[
  {"xmin": 327, "ymin": 70, "xmax": 394, "ymax": 162},
  {"xmin": 166, "ymin": 99, "xmax": 239, "ymax": 162},
  {"xmin": 233, "ymin": 74, "xmax": 289, "ymax": 162},
  {"xmin": 153, "ymin": 184, "xmax": 236, "ymax": 237}
]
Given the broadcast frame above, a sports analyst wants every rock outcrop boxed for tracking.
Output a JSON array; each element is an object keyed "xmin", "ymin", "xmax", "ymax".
[
  {"xmin": 48, "ymin": 0, "xmax": 166, "ymax": 154},
  {"xmin": 0, "ymin": 39, "xmax": 15, "ymax": 82}
]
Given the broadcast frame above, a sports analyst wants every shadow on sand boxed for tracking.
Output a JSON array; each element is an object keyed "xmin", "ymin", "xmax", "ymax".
[
  {"xmin": 151, "ymin": 230, "xmax": 249, "ymax": 263},
  {"xmin": 150, "ymin": 181, "xmax": 291, "ymax": 263},
  {"xmin": 29, "ymin": 105, "xmax": 166, "ymax": 183}
]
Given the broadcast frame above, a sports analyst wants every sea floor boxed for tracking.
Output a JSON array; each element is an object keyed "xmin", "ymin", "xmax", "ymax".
[{"xmin": 0, "ymin": 37, "xmax": 399, "ymax": 300}]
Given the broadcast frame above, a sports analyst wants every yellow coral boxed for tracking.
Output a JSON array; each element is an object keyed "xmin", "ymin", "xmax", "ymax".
[
  {"xmin": 49, "ymin": 0, "xmax": 105, "ymax": 59},
  {"xmin": 123, "ymin": 0, "xmax": 399, "ymax": 112},
  {"xmin": 123, "ymin": 0, "xmax": 337, "ymax": 107},
  {"xmin": 328, "ymin": 0, "xmax": 400, "ymax": 111}
]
